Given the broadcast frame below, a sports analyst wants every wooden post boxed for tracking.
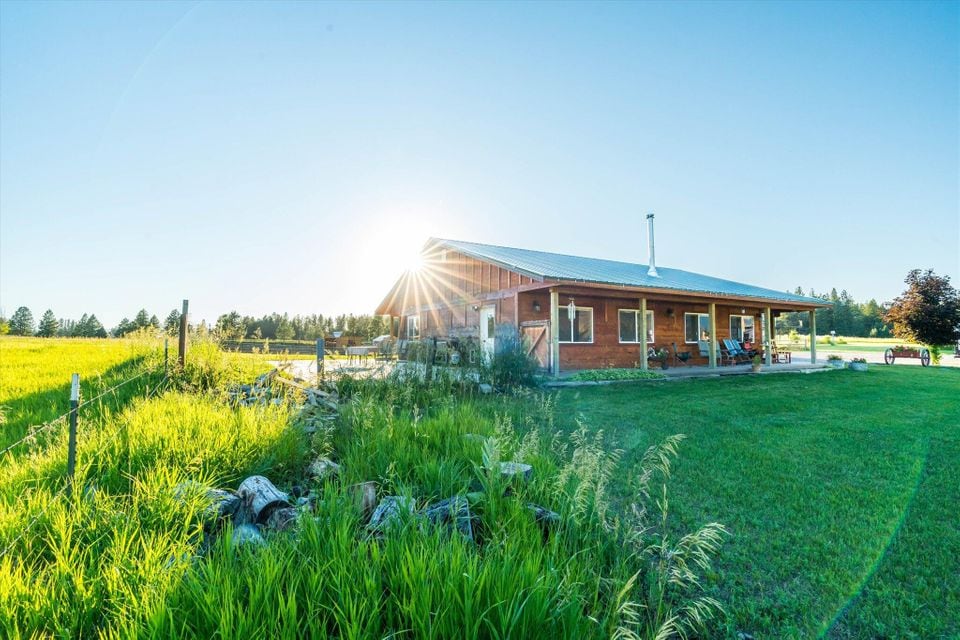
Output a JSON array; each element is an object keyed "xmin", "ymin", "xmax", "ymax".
[
  {"xmin": 316, "ymin": 338, "xmax": 325, "ymax": 382},
  {"xmin": 809, "ymin": 310, "xmax": 817, "ymax": 364},
  {"xmin": 764, "ymin": 307, "xmax": 773, "ymax": 366},
  {"xmin": 178, "ymin": 299, "xmax": 188, "ymax": 367},
  {"xmin": 66, "ymin": 374, "xmax": 79, "ymax": 489},
  {"xmin": 549, "ymin": 288, "xmax": 560, "ymax": 377},
  {"xmin": 164, "ymin": 339, "xmax": 169, "ymax": 377},
  {"xmin": 639, "ymin": 298, "xmax": 648, "ymax": 371},
  {"xmin": 708, "ymin": 303, "xmax": 718, "ymax": 369},
  {"xmin": 425, "ymin": 337, "xmax": 436, "ymax": 382}
]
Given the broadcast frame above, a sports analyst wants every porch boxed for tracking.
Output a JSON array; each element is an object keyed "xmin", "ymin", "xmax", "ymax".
[{"xmin": 545, "ymin": 359, "xmax": 829, "ymax": 386}]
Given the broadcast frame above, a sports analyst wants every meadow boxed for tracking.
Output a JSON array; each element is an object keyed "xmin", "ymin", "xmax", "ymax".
[{"xmin": 0, "ymin": 337, "xmax": 956, "ymax": 639}]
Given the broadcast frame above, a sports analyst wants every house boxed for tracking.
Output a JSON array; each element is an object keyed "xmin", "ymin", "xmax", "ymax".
[{"xmin": 376, "ymin": 220, "xmax": 827, "ymax": 373}]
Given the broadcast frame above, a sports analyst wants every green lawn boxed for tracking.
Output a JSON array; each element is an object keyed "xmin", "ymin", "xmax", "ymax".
[{"xmin": 553, "ymin": 366, "xmax": 959, "ymax": 639}]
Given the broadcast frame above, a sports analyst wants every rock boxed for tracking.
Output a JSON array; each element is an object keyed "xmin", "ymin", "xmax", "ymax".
[
  {"xmin": 423, "ymin": 496, "xmax": 474, "ymax": 541},
  {"xmin": 478, "ymin": 383, "xmax": 493, "ymax": 394},
  {"xmin": 306, "ymin": 457, "xmax": 341, "ymax": 481},
  {"xmin": 231, "ymin": 524, "xmax": 265, "ymax": 548},
  {"xmin": 526, "ymin": 503, "xmax": 560, "ymax": 526},
  {"xmin": 499, "ymin": 462, "xmax": 533, "ymax": 481},
  {"xmin": 348, "ymin": 481, "xmax": 378, "ymax": 520},
  {"xmin": 367, "ymin": 496, "xmax": 416, "ymax": 533},
  {"xmin": 205, "ymin": 488, "xmax": 242, "ymax": 523},
  {"xmin": 265, "ymin": 506, "xmax": 299, "ymax": 532},
  {"xmin": 463, "ymin": 433, "xmax": 488, "ymax": 443}
]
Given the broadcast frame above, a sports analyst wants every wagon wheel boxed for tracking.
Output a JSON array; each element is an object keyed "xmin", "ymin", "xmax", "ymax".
[
  {"xmin": 883, "ymin": 348, "xmax": 894, "ymax": 365},
  {"xmin": 920, "ymin": 348, "xmax": 930, "ymax": 367}
]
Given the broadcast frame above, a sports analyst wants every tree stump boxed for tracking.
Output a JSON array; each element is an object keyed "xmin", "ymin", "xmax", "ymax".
[{"xmin": 237, "ymin": 475, "xmax": 292, "ymax": 524}]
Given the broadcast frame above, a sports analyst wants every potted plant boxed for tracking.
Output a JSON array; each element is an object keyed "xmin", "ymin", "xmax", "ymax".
[
  {"xmin": 648, "ymin": 347, "xmax": 670, "ymax": 370},
  {"xmin": 751, "ymin": 354, "xmax": 762, "ymax": 373},
  {"xmin": 849, "ymin": 357, "xmax": 868, "ymax": 372},
  {"xmin": 827, "ymin": 354, "xmax": 844, "ymax": 369}
]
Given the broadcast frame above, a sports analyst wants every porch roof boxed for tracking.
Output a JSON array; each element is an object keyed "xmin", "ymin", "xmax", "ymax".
[{"xmin": 430, "ymin": 238, "xmax": 824, "ymax": 307}]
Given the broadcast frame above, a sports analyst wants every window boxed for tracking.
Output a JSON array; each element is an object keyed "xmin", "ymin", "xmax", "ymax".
[
  {"xmin": 618, "ymin": 309, "xmax": 655, "ymax": 343},
  {"xmin": 684, "ymin": 313, "xmax": 711, "ymax": 344},
  {"xmin": 729, "ymin": 315, "xmax": 755, "ymax": 343},
  {"xmin": 406, "ymin": 315, "xmax": 420, "ymax": 339},
  {"xmin": 559, "ymin": 306, "xmax": 593, "ymax": 343}
]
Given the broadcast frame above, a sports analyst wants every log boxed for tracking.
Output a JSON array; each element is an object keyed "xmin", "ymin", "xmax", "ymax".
[
  {"xmin": 348, "ymin": 481, "xmax": 378, "ymax": 520},
  {"xmin": 237, "ymin": 475, "xmax": 292, "ymax": 524}
]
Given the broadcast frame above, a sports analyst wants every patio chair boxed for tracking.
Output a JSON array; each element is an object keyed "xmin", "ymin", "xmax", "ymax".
[
  {"xmin": 671, "ymin": 342, "xmax": 692, "ymax": 366},
  {"xmin": 722, "ymin": 339, "xmax": 751, "ymax": 364},
  {"xmin": 697, "ymin": 341, "xmax": 712, "ymax": 362}
]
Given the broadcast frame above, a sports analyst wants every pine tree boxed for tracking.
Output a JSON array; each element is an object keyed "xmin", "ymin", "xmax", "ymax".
[
  {"xmin": 86, "ymin": 315, "xmax": 108, "ymax": 338},
  {"xmin": 9, "ymin": 307, "xmax": 35, "ymax": 336},
  {"xmin": 164, "ymin": 309, "xmax": 181, "ymax": 335},
  {"xmin": 114, "ymin": 318, "xmax": 133, "ymax": 337},
  {"xmin": 37, "ymin": 310, "xmax": 59, "ymax": 337},
  {"xmin": 133, "ymin": 309, "xmax": 151, "ymax": 329}
]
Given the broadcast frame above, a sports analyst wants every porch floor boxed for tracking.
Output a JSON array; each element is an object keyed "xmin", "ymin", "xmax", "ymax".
[{"xmin": 547, "ymin": 360, "xmax": 829, "ymax": 386}]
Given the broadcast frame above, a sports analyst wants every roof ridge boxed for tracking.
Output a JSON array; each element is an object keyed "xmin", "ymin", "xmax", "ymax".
[{"xmin": 433, "ymin": 237, "xmax": 652, "ymax": 270}]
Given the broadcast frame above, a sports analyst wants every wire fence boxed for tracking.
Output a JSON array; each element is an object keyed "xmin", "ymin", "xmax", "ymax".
[
  {"xmin": 0, "ymin": 366, "xmax": 158, "ymax": 461},
  {"xmin": 0, "ymin": 364, "xmax": 170, "ymax": 560}
]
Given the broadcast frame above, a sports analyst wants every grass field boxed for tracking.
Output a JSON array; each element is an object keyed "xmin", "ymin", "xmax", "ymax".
[
  {"xmin": 1, "ymin": 338, "xmax": 956, "ymax": 638},
  {"xmin": 554, "ymin": 367, "xmax": 959, "ymax": 638}
]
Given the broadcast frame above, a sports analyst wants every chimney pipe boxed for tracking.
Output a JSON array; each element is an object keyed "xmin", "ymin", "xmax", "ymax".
[{"xmin": 646, "ymin": 213, "xmax": 659, "ymax": 277}]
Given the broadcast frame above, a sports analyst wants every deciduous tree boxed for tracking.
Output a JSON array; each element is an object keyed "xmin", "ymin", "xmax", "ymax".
[{"xmin": 885, "ymin": 269, "xmax": 960, "ymax": 357}]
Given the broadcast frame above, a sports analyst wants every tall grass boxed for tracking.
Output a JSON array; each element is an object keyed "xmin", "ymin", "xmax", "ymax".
[{"xmin": 0, "ymin": 340, "xmax": 727, "ymax": 639}]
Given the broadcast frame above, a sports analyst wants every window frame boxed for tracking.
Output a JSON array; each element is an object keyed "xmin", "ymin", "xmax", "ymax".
[
  {"xmin": 617, "ymin": 309, "xmax": 655, "ymax": 344},
  {"xmin": 729, "ymin": 315, "xmax": 755, "ymax": 343},
  {"xmin": 406, "ymin": 314, "xmax": 420, "ymax": 339},
  {"xmin": 684, "ymin": 312, "xmax": 711, "ymax": 344},
  {"xmin": 558, "ymin": 306, "xmax": 594, "ymax": 344}
]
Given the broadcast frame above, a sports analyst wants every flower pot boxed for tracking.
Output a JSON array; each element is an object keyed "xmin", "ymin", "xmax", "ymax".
[
  {"xmin": 849, "ymin": 362, "xmax": 868, "ymax": 372},
  {"xmin": 828, "ymin": 360, "xmax": 844, "ymax": 369},
  {"xmin": 751, "ymin": 364, "xmax": 762, "ymax": 373}
]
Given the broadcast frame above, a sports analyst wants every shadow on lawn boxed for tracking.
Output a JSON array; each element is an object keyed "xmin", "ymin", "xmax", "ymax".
[{"xmin": 0, "ymin": 356, "xmax": 155, "ymax": 451}]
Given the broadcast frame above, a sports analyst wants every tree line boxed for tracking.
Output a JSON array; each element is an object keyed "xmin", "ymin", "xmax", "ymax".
[
  {"xmin": 0, "ymin": 305, "xmax": 390, "ymax": 342},
  {"xmin": 779, "ymin": 287, "xmax": 893, "ymax": 337},
  {"xmin": 213, "ymin": 312, "xmax": 389, "ymax": 342}
]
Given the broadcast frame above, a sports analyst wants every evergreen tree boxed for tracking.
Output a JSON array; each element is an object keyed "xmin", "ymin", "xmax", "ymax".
[
  {"xmin": 9, "ymin": 306, "xmax": 35, "ymax": 336},
  {"xmin": 133, "ymin": 309, "xmax": 151, "ymax": 329},
  {"xmin": 114, "ymin": 318, "xmax": 133, "ymax": 337},
  {"xmin": 149, "ymin": 314, "xmax": 160, "ymax": 329},
  {"xmin": 86, "ymin": 315, "xmax": 108, "ymax": 338},
  {"xmin": 164, "ymin": 309, "xmax": 182, "ymax": 335},
  {"xmin": 37, "ymin": 310, "xmax": 59, "ymax": 337}
]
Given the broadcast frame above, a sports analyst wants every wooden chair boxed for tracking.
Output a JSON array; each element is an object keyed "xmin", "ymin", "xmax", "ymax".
[{"xmin": 671, "ymin": 342, "xmax": 692, "ymax": 366}]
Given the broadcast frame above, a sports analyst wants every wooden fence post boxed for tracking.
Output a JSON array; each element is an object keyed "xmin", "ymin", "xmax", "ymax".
[
  {"xmin": 164, "ymin": 339, "xmax": 169, "ymax": 377},
  {"xmin": 316, "ymin": 338, "xmax": 325, "ymax": 383},
  {"xmin": 66, "ymin": 374, "xmax": 79, "ymax": 490},
  {"xmin": 178, "ymin": 299, "xmax": 189, "ymax": 367}
]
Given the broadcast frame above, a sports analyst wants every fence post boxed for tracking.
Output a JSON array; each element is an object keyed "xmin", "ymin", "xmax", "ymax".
[
  {"xmin": 66, "ymin": 374, "xmax": 79, "ymax": 490},
  {"xmin": 164, "ymin": 339, "xmax": 169, "ymax": 377},
  {"xmin": 178, "ymin": 299, "xmax": 189, "ymax": 367},
  {"xmin": 316, "ymin": 338, "xmax": 325, "ymax": 383}
]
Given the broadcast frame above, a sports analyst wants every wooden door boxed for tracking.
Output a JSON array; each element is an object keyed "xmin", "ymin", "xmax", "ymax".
[{"xmin": 521, "ymin": 321, "xmax": 550, "ymax": 370}]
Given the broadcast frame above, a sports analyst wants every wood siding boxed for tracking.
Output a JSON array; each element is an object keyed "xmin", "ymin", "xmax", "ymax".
[
  {"xmin": 519, "ymin": 290, "xmax": 769, "ymax": 369},
  {"xmin": 390, "ymin": 249, "xmax": 535, "ymax": 339}
]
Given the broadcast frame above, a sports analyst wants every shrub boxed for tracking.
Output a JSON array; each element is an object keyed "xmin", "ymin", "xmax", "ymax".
[{"xmin": 569, "ymin": 369, "xmax": 665, "ymax": 382}]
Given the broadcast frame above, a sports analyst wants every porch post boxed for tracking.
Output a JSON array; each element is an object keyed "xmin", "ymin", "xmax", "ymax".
[
  {"xmin": 639, "ymin": 297, "xmax": 648, "ymax": 371},
  {"xmin": 550, "ymin": 288, "xmax": 560, "ymax": 377},
  {"xmin": 809, "ymin": 309, "xmax": 817, "ymax": 364},
  {"xmin": 764, "ymin": 307, "xmax": 773, "ymax": 366},
  {"xmin": 708, "ymin": 302, "xmax": 718, "ymax": 369}
]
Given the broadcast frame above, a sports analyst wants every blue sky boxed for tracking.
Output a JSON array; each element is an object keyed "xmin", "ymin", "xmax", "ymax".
[{"xmin": 1, "ymin": 0, "xmax": 957, "ymax": 327}]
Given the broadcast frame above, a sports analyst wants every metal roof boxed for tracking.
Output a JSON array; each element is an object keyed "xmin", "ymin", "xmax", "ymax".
[{"xmin": 431, "ymin": 238, "xmax": 823, "ymax": 306}]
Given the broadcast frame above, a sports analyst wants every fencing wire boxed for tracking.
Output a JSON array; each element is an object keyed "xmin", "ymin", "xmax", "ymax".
[
  {"xmin": 0, "ymin": 371, "xmax": 170, "ymax": 561},
  {"xmin": 0, "ymin": 366, "xmax": 157, "ymax": 461}
]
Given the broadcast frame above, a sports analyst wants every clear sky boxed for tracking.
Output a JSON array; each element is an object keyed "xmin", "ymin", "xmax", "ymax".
[{"xmin": 1, "ymin": 0, "xmax": 957, "ymax": 328}]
